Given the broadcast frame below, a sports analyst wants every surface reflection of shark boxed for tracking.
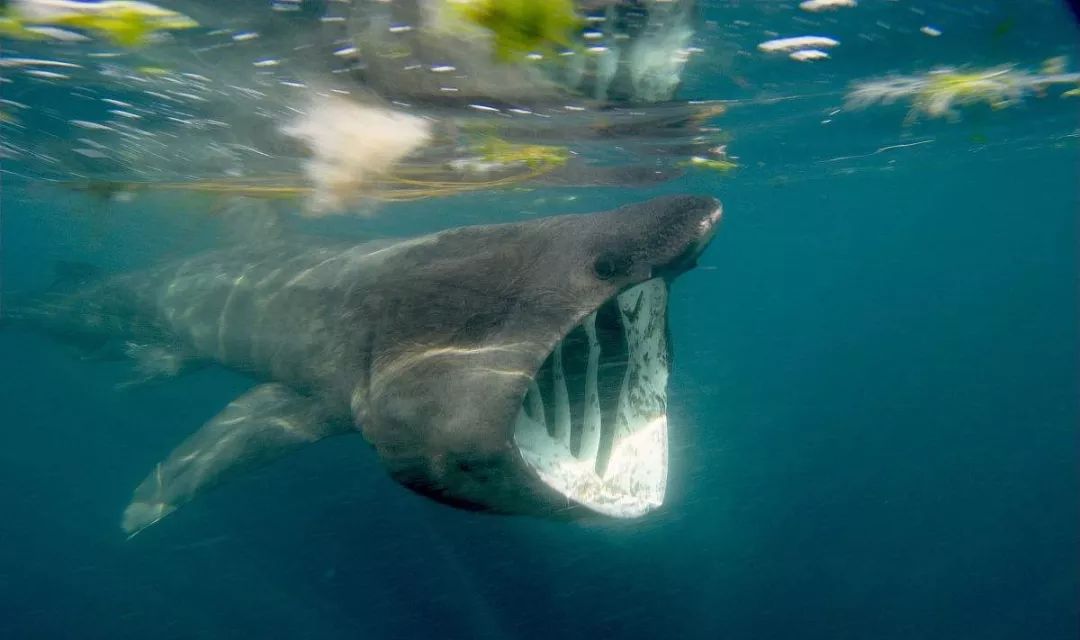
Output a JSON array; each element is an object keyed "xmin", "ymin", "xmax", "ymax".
[{"xmin": 8, "ymin": 195, "xmax": 722, "ymax": 536}]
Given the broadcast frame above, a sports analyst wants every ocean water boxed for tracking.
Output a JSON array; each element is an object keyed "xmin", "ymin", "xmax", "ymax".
[{"xmin": 1, "ymin": 2, "xmax": 1078, "ymax": 639}]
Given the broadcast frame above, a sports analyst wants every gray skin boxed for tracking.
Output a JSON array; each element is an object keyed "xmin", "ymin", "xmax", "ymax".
[{"xmin": 15, "ymin": 195, "xmax": 721, "ymax": 535}]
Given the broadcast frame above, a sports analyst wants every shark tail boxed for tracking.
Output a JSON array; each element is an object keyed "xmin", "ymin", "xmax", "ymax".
[{"xmin": 1, "ymin": 260, "xmax": 105, "ymax": 331}]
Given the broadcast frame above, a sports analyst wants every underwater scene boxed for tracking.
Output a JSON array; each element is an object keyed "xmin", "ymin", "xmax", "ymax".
[{"xmin": 0, "ymin": 1, "xmax": 1077, "ymax": 638}]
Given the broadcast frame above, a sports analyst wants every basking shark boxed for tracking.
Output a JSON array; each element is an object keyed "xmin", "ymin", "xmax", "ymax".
[{"xmin": 9, "ymin": 195, "xmax": 721, "ymax": 535}]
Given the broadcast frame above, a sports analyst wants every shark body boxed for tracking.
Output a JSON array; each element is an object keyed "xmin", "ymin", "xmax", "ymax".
[{"xmin": 11, "ymin": 195, "xmax": 722, "ymax": 535}]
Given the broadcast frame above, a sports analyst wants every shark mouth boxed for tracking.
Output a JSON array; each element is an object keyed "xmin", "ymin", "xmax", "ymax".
[{"xmin": 513, "ymin": 278, "xmax": 669, "ymax": 518}]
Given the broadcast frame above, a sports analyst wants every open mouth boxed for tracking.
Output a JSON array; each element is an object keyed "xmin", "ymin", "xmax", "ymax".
[{"xmin": 513, "ymin": 278, "xmax": 670, "ymax": 517}]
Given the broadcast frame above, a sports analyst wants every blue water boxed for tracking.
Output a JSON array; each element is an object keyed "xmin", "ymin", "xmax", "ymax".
[{"xmin": 1, "ymin": 2, "xmax": 1078, "ymax": 639}]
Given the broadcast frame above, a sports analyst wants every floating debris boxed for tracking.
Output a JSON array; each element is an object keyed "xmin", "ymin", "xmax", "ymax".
[
  {"xmin": 5, "ymin": 0, "xmax": 198, "ymax": 47},
  {"xmin": 846, "ymin": 63, "xmax": 1080, "ymax": 123},
  {"xmin": 1042, "ymin": 56, "xmax": 1067, "ymax": 75},
  {"xmin": 444, "ymin": 0, "xmax": 583, "ymax": 62},
  {"xmin": 800, "ymin": 0, "xmax": 857, "ymax": 12},
  {"xmin": 70, "ymin": 119, "xmax": 114, "ymax": 131},
  {"xmin": 758, "ymin": 36, "xmax": 840, "ymax": 54},
  {"xmin": 109, "ymin": 109, "xmax": 143, "ymax": 119},
  {"xmin": 790, "ymin": 49, "xmax": 830, "ymax": 62},
  {"xmin": 23, "ymin": 69, "xmax": 70, "ymax": 80},
  {"xmin": 74, "ymin": 147, "xmax": 109, "ymax": 159},
  {"xmin": 679, "ymin": 145, "xmax": 738, "ymax": 173},
  {"xmin": 281, "ymin": 96, "xmax": 433, "ymax": 215},
  {"xmin": 0, "ymin": 57, "xmax": 82, "ymax": 69},
  {"xmin": 1, "ymin": 13, "xmax": 43, "ymax": 40},
  {"xmin": 470, "ymin": 138, "xmax": 569, "ymax": 171},
  {"xmin": 681, "ymin": 155, "xmax": 738, "ymax": 172},
  {"xmin": 23, "ymin": 25, "xmax": 90, "ymax": 41}
]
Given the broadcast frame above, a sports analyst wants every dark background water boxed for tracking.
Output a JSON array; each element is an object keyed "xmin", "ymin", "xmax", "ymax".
[{"xmin": 1, "ymin": 1, "xmax": 1078, "ymax": 639}]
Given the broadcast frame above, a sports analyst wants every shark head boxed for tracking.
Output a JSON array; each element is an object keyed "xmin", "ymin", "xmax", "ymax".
[{"xmin": 356, "ymin": 194, "xmax": 721, "ymax": 519}]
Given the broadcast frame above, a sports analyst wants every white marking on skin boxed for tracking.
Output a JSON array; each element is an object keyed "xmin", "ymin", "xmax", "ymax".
[
  {"xmin": 282, "ymin": 247, "xmax": 354, "ymax": 288},
  {"xmin": 469, "ymin": 367, "xmax": 530, "ymax": 378},
  {"xmin": 217, "ymin": 267, "xmax": 252, "ymax": 361},
  {"xmin": 177, "ymin": 451, "xmax": 200, "ymax": 464},
  {"xmin": 250, "ymin": 255, "xmax": 317, "ymax": 364},
  {"xmin": 422, "ymin": 345, "xmax": 533, "ymax": 358},
  {"xmin": 374, "ymin": 344, "xmax": 536, "ymax": 384},
  {"xmin": 254, "ymin": 267, "xmax": 285, "ymax": 288},
  {"xmin": 269, "ymin": 417, "xmax": 312, "ymax": 438},
  {"xmin": 355, "ymin": 233, "xmax": 438, "ymax": 262}
]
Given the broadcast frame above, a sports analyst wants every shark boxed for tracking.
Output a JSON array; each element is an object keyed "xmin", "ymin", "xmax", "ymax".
[{"xmin": 7, "ymin": 194, "xmax": 722, "ymax": 535}]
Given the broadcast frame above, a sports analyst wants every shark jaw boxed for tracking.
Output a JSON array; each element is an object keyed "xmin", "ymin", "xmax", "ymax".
[{"xmin": 513, "ymin": 278, "xmax": 670, "ymax": 518}]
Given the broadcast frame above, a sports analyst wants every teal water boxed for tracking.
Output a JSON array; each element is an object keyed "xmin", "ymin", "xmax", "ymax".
[{"xmin": 1, "ymin": 2, "xmax": 1078, "ymax": 639}]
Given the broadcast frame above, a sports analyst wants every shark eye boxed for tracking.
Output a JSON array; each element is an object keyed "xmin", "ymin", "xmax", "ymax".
[{"xmin": 593, "ymin": 252, "xmax": 633, "ymax": 280}]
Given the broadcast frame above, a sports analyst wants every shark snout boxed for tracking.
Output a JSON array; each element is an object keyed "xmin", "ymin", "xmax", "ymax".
[
  {"xmin": 645, "ymin": 195, "xmax": 723, "ymax": 277},
  {"xmin": 700, "ymin": 198, "xmax": 724, "ymax": 236},
  {"xmin": 686, "ymin": 197, "xmax": 723, "ymax": 261}
]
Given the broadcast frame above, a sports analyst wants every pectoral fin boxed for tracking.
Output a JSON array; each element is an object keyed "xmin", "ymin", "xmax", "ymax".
[{"xmin": 122, "ymin": 383, "xmax": 351, "ymax": 537}]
